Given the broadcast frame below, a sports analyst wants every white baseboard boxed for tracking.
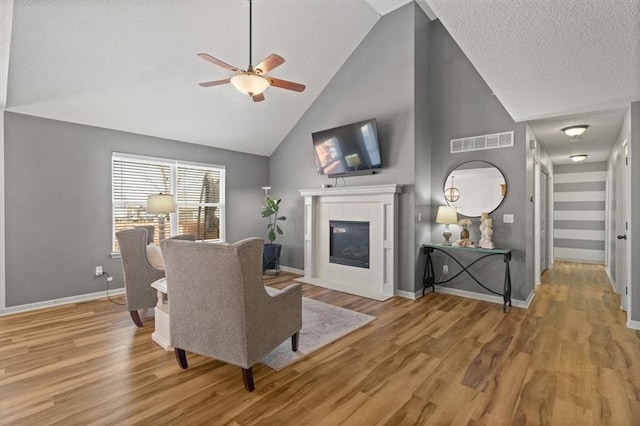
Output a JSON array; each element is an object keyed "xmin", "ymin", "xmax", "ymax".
[
  {"xmin": 0, "ymin": 288, "xmax": 126, "ymax": 316},
  {"xmin": 605, "ymin": 267, "xmax": 617, "ymax": 293},
  {"xmin": 279, "ymin": 265, "xmax": 304, "ymax": 275},
  {"xmin": 627, "ymin": 319, "xmax": 640, "ymax": 330},
  {"xmin": 434, "ymin": 286, "xmax": 535, "ymax": 309},
  {"xmin": 395, "ymin": 289, "xmax": 423, "ymax": 300},
  {"xmin": 519, "ymin": 289, "xmax": 536, "ymax": 308}
]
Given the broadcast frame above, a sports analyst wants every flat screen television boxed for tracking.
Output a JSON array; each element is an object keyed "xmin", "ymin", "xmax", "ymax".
[{"xmin": 311, "ymin": 118, "xmax": 382, "ymax": 177}]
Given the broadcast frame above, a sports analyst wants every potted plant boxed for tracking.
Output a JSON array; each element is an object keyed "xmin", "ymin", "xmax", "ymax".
[{"xmin": 261, "ymin": 194, "xmax": 286, "ymax": 275}]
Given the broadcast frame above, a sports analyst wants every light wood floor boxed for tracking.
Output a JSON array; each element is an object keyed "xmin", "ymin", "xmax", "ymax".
[{"xmin": 1, "ymin": 261, "xmax": 639, "ymax": 425}]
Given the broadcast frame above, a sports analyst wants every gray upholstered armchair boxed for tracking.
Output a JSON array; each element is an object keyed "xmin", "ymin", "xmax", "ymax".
[
  {"xmin": 115, "ymin": 227, "xmax": 195, "ymax": 327},
  {"xmin": 160, "ymin": 237, "xmax": 302, "ymax": 392}
]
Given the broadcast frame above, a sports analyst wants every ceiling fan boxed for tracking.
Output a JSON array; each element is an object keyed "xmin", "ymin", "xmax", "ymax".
[{"xmin": 197, "ymin": 0, "xmax": 305, "ymax": 102}]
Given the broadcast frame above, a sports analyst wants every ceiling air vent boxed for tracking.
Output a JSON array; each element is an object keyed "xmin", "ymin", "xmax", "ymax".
[{"xmin": 450, "ymin": 131, "xmax": 514, "ymax": 153}]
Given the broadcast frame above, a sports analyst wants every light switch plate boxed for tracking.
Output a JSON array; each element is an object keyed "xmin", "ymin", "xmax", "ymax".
[{"xmin": 503, "ymin": 214, "xmax": 514, "ymax": 224}]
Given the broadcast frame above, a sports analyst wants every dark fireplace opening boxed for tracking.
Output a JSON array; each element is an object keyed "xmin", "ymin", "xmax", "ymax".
[{"xmin": 330, "ymin": 220, "xmax": 370, "ymax": 269}]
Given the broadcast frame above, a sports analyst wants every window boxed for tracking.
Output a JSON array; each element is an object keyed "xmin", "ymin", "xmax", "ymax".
[{"xmin": 112, "ymin": 153, "xmax": 225, "ymax": 251}]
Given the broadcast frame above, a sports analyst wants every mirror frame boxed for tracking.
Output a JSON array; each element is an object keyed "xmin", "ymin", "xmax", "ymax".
[{"xmin": 443, "ymin": 160, "xmax": 507, "ymax": 217}]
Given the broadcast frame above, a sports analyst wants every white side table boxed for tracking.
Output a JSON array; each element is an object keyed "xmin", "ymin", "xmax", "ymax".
[{"xmin": 150, "ymin": 277, "xmax": 171, "ymax": 350}]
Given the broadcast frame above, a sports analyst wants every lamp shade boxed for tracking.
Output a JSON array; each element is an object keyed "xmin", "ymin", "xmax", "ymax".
[
  {"xmin": 436, "ymin": 206, "xmax": 458, "ymax": 224},
  {"xmin": 147, "ymin": 194, "xmax": 176, "ymax": 214},
  {"xmin": 230, "ymin": 73, "xmax": 270, "ymax": 96}
]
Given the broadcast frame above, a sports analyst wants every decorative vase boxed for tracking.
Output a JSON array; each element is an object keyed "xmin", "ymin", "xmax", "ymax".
[
  {"xmin": 460, "ymin": 225, "xmax": 470, "ymax": 240},
  {"xmin": 263, "ymin": 243, "xmax": 282, "ymax": 275}
]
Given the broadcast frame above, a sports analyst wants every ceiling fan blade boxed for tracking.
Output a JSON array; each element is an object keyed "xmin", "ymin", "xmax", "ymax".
[
  {"xmin": 252, "ymin": 93, "xmax": 265, "ymax": 102},
  {"xmin": 254, "ymin": 54, "xmax": 285, "ymax": 75},
  {"xmin": 198, "ymin": 79, "xmax": 231, "ymax": 87},
  {"xmin": 197, "ymin": 53, "xmax": 240, "ymax": 72},
  {"xmin": 269, "ymin": 77, "xmax": 305, "ymax": 92}
]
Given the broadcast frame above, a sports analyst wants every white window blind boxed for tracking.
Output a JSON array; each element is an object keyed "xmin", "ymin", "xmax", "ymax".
[{"xmin": 112, "ymin": 153, "xmax": 225, "ymax": 250}]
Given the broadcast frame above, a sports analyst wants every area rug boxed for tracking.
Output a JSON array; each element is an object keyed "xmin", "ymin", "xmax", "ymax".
[{"xmin": 260, "ymin": 292, "xmax": 375, "ymax": 371}]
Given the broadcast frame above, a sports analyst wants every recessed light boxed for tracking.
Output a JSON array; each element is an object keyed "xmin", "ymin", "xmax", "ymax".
[
  {"xmin": 570, "ymin": 154, "xmax": 588, "ymax": 162},
  {"xmin": 562, "ymin": 125, "xmax": 589, "ymax": 137}
]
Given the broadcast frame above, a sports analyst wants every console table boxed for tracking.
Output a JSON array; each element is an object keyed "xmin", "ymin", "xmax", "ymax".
[{"xmin": 422, "ymin": 243, "xmax": 512, "ymax": 312}]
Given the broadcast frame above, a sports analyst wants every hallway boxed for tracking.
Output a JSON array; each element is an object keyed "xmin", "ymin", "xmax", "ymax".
[{"xmin": 523, "ymin": 261, "xmax": 639, "ymax": 424}]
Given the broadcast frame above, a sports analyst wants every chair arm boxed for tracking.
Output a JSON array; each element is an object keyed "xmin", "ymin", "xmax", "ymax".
[
  {"xmin": 258, "ymin": 283, "xmax": 303, "ymax": 337},
  {"xmin": 267, "ymin": 283, "xmax": 302, "ymax": 306}
]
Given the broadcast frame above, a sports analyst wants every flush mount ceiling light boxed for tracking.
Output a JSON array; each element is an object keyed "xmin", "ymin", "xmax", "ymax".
[
  {"xmin": 570, "ymin": 154, "xmax": 588, "ymax": 162},
  {"xmin": 562, "ymin": 125, "xmax": 589, "ymax": 137}
]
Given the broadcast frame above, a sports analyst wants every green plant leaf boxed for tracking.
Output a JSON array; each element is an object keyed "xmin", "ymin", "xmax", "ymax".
[
  {"xmin": 268, "ymin": 229, "xmax": 276, "ymax": 242},
  {"xmin": 277, "ymin": 216, "xmax": 286, "ymax": 221},
  {"xmin": 276, "ymin": 225, "xmax": 283, "ymax": 234}
]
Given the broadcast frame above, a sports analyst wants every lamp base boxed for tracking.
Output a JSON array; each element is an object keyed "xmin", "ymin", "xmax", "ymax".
[
  {"xmin": 157, "ymin": 216, "xmax": 166, "ymax": 241},
  {"xmin": 442, "ymin": 228, "xmax": 452, "ymax": 246}
]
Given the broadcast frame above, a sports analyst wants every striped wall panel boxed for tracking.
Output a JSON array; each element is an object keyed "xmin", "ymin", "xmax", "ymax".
[{"xmin": 553, "ymin": 162, "xmax": 607, "ymax": 263}]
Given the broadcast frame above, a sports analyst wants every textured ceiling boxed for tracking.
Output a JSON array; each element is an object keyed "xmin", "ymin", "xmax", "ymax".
[
  {"xmin": 425, "ymin": 0, "xmax": 640, "ymax": 122},
  {"xmin": 425, "ymin": 0, "xmax": 639, "ymax": 166},
  {"xmin": 5, "ymin": 0, "xmax": 639, "ymax": 162},
  {"xmin": 5, "ymin": 0, "xmax": 382, "ymax": 156},
  {"xmin": 528, "ymin": 109, "xmax": 628, "ymax": 165}
]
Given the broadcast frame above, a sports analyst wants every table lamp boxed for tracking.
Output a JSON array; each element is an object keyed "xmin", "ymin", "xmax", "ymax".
[
  {"xmin": 436, "ymin": 206, "xmax": 458, "ymax": 246},
  {"xmin": 147, "ymin": 193, "xmax": 177, "ymax": 240}
]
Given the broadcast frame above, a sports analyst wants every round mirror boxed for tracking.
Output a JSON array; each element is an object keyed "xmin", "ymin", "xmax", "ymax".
[{"xmin": 444, "ymin": 161, "xmax": 506, "ymax": 217}]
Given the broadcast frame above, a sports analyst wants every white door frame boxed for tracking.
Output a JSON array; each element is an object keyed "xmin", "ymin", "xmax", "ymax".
[
  {"xmin": 534, "ymin": 159, "xmax": 552, "ymax": 285},
  {"xmin": 534, "ymin": 161, "xmax": 541, "ymax": 284},
  {"xmin": 623, "ymin": 141, "xmax": 631, "ymax": 317}
]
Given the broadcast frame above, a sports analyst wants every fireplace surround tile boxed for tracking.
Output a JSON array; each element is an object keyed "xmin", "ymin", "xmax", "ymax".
[{"xmin": 298, "ymin": 184, "xmax": 402, "ymax": 300}]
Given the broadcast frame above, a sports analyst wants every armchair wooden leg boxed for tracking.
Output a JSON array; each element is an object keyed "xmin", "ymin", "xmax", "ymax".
[
  {"xmin": 175, "ymin": 348, "xmax": 188, "ymax": 369},
  {"xmin": 291, "ymin": 332, "xmax": 299, "ymax": 352},
  {"xmin": 130, "ymin": 310, "xmax": 143, "ymax": 327},
  {"xmin": 242, "ymin": 367, "xmax": 255, "ymax": 392}
]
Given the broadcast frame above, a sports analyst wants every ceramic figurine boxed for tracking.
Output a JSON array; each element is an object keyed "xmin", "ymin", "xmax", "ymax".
[{"xmin": 479, "ymin": 215, "xmax": 494, "ymax": 249}]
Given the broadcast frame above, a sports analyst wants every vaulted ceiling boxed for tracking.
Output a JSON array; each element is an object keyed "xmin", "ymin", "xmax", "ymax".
[{"xmin": 3, "ymin": 0, "xmax": 639, "ymax": 161}]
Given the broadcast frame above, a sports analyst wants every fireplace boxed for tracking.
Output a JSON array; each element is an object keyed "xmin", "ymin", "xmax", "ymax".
[
  {"xmin": 299, "ymin": 184, "xmax": 401, "ymax": 300},
  {"xmin": 329, "ymin": 220, "xmax": 370, "ymax": 269}
]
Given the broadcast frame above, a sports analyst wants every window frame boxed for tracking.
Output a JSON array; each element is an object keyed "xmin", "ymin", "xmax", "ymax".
[{"xmin": 111, "ymin": 152, "xmax": 226, "ymax": 253}]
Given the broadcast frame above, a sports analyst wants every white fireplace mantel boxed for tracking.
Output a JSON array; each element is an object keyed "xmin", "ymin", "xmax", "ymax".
[{"xmin": 297, "ymin": 184, "xmax": 402, "ymax": 300}]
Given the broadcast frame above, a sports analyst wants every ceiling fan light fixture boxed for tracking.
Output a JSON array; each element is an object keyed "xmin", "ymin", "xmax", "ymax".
[
  {"xmin": 230, "ymin": 72, "xmax": 270, "ymax": 96},
  {"xmin": 562, "ymin": 125, "xmax": 589, "ymax": 137},
  {"xmin": 570, "ymin": 154, "xmax": 588, "ymax": 162}
]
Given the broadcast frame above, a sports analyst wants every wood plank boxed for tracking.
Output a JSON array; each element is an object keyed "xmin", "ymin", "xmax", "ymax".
[{"xmin": 0, "ymin": 262, "xmax": 638, "ymax": 425}]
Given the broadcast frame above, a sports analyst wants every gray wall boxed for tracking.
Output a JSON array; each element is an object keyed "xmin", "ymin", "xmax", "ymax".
[
  {"xmin": 269, "ymin": 3, "xmax": 420, "ymax": 292},
  {"xmin": 553, "ymin": 162, "xmax": 607, "ymax": 263},
  {"xmin": 414, "ymin": 6, "xmax": 432, "ymax": 287},
  {"xmin": 4, "ymin": 112, "xmax": 269, "ymax": 307},
  {"xmin": 429, "ymin": 20, "xmax": 532, "ymax": 301}
]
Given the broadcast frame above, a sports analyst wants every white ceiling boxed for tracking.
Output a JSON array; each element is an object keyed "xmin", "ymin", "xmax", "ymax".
[
  {"xmin": 5, "ymin": 0, "xmax": 385, "ymax": 156},
  {"xmin": 426, "ymin": 0, "xmax": 640, "ymax": 164},
  {"xmin": 528, "ymin": 109, "xmax": 628, "ymax": 165},
  {"xmin": 4, "ymin": 0, "xmax": 640, "ymax": 162}
]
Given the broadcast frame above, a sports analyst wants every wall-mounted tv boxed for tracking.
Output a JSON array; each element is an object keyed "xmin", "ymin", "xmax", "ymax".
[{"xmin": 312, "ymin": 118, "xmax": 382, "ymax": 178}]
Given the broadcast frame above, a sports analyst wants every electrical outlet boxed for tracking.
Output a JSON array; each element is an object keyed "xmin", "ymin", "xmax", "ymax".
[
  {"xmin": 95, "ymin": 266, "xmax": 103, "ymax": 276},
  {"xmin": 503, "ymin": 214, "xmax": 514, "ymax": 224},
  {"xmin": 106, "ymin": 276, "xmax": 113, "ymax": 282},
  {"xmin": 443, "ymin": 265, "xmax": 449, "ymax": 274}
]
